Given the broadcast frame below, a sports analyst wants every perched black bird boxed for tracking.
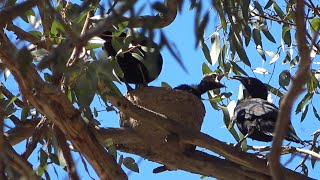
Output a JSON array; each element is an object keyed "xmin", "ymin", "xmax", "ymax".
[
  {"xmin": 230, "ymin": 76, "xmax": 304, "ymax": 144},
  {"xmin": 174, "ymin": 73, "xmax": 225, "ymax": 98},
  {"xmin": 100, "ymin": 31, "xmax": 163, "ymax": 89}
]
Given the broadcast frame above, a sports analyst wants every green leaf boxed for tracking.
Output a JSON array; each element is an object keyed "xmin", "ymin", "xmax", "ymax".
[
  {"xmin": 313, "ymin": 106, "xmax": 320, "ymax": 121},
  {"xmin": 161, "ymin": 82, "xmax": 172, "ymax": 88},
  {"xmin": 216, "ymin": 2, "xmax": 227, "ymax": 30},
  {"xmin": 243, "ymin": 25, "xmax": 251, "ymax": 47},
  {"xmin": 202, "ymin": 63, "xmax": 212, "ymax": 75},
  {"xmin": 264, "ymin": 0, "xmax": 274, "ymax": 9},
  {"xmin": 196, "ymin": 13, "xmax": 209, "ymax": 47},
  {"xmin": 278, "ymin": 70, "xmax": 291, "ymax": 90},
  {"xmin": 86, "ymin": 43, "xmax": 104, "ymax": 50},
  {"xmin": 231, "ymin": 61, "xmax": 249, "ymax": 76},
  {"xmin": 4, "ymin": 68, "xmax": 11, "ymax": 81},
  {"xmin": 40, "ymin": 149, "xmax": 48, "ymax": 167},
  {"xmin": 49, "ymin": 153, "xmax": 60, "ymax": 165},
  {"xmin": 200, "ymin": 39, "xmax": 212, "ymax": 64},
  {"xmin": 107, "ymin": 145, "xmax": 117, "ymax": 160},
  {"xmin": 104, "ymin": 138, "xmax": 113, "ymax": 147},
  {"xmin": 21, "ymin": 107, "xmax": 29, "ymax": 121},
  {"xmin": 6, "ymin": 96, "xmax": 17, "ymax": 110},
  {"xmin": 20, "ymin": 9, "xmax": 36, "ymax": 23},
  {"xmin": 301, "ymin": 104, "xmax": 309, "ymax": 122},
  {"xmin": 123, "ymin": 157, "xmax": 139, "ymax": 173},
  {"xmin": 51, "ymin": 20, "xmax": 65, "ymax": 36},
  {"xmin": 262, "ymin": 30, "xmax": 276, "ymax": 43},
  {"xmin": 253, "ymin": 29, "xmax": 262, "ymax": 46},
  {"xmin": 74, "ymin": 72, "xmax": 97, "ymax": 108},
  {"xmin": 220, "ymin": 103, "xmax": 240, "ymax": 142},
  {"xmin": 290, "ymin": 55, "xmax": 299, "ymax": 69},
  {"xmin": 310, "ymin": 18, "xmax": 320, "ymax": 33},
  {"xmin": 28, "ymin": 30, "xmax": 43, "ymax": 39},
  {"xmin": 269, "ymin": 53, "xmax": 280, "ymax": 64},
  {"xmin": 295, "ymin": 93, "xmax": 313, "ymax": 114},
  {"xmin": 265, "ymin": 84, "xmax": 283, "ymax": 97},
  {"xmin": 282, "ymin": 53, "xmax": 291, "ymax": 64},
  {"xmin": 242, "ymin": 0, "xmax": 250, "ymax": 21},
  {"xmin": 256, "ymin": 45, "xmax": 266, "ymax": 61},
  {"xmin": 189, "ymin": 0, "xmax": 197, "ymax": 10},
  {"xmin": 254, "ymin": 1, "xmax": 264, "ymax": 17},
  {"xmin": 282, "ymin": 25, "xmax": 291, "ymax": 46},
  {"xmin": 208, "ymin": 93, "xmax": 219, "ymax": 110},
  {"xmin": 231, "ymin": 31, "xmax": 251, "ymax": 67},
  {"xmin": 273, "ymin": 2, "xmax": 284, "ymax": 19},
  {"xmin": 210, "ymin": 32, "xmax": 221, "ymax": 66},
  {"xmin": 253, "ymin": 67, "xmax": 269, "ymax": 74}
]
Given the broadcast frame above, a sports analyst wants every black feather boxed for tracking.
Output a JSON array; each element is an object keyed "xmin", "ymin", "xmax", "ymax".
[
  {"xmin": 100, "ymin": 31, "xmax": 163, "ymax": 88},
  {"xmin": 230, "ymin": 76, "xmax": 304, "ymax": 144}
]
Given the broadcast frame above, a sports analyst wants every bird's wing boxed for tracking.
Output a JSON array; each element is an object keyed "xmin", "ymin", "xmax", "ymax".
[{"xmin": 234, "ymin": 98, "xmax": 278, "ymax": 136}]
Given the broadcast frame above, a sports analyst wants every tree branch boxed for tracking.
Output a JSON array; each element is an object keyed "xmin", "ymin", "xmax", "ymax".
[
  {"xmin": 22, "ymin": 117, "xmax": 47, "ymax": 159},
  {"xmin": 6, "ymin": 23, "xmax": 47, "ymax": 49},
  {"xmin": 270, "ymin": 1, "xmax": 313, "ymax": 180},
  {"xmin": 103, "ymin": 93, "xmax": 311, "ymax": 179},
  {"xmin": 6, "ymin": 118, "xmax": 41, "ymax": 145},
  {"xmin": 0, "ymin": 0, "xmax": 40, "ymax": 27},
  {"xmin": 120, "ymin": 0, "xmax": 178, "ymax": 29},
  {"xmin": 54, "ymin": 126, "xmax": 79, "ymax": 180},
  {"xmin": 0, "ymin": 81, "xmax": 25, "ymax": 108},
  {"xmin": 0, "ymin": 32, "xmax": 127, "ymax": 179}
]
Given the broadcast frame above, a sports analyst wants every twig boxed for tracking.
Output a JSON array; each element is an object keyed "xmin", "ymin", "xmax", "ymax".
[
  {"xmin": 53, "ymin": 125, "xmax": 79, "ymax": 180},
  {"xmin": 66, "ymin": 8, "xmax": 94, "ymax": 67},
  {"xmin": 37, "ymin": 0, "xmax": 55, "ymax": 50},
  {"xmin": 0, "ymin": 108, "xmax": 6, "ymax": 179},
  {"xmin": 8, "ymin": 115, "xmax": 20, "ymax": 124},
  {"xmin": 22, "ymin": 117, "xmax": 47, "ymax": 159},
  {"xmin": 295, "ymin": 130, "xmax": 320, "ymax": 172},
  {"xmin": 270, "ymin": 1, "xmax": 313, "ymax": 180},
  {"xmin": 0, "ymin": 82, "xmax": 25, "ymax": 108}
]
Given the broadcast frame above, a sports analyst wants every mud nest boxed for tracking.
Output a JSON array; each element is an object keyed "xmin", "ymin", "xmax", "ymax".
[{"xmin": 119, "ymin": 86, "xmax": 206, "ymax": 154}]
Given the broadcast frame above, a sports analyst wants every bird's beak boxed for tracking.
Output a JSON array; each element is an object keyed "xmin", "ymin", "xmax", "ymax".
[
  {"xmin": 230, "ymin": 75, "xmax": 247, "ymax": 85},
  {"xmin": 215, "ymin": 74, "xmax": 226, "ymax": 88},
  {"xmin": 216, "ymin": 81, "xmax": 226, "ymax": 88},
  {"xmin": 230, "ymin": 76, "xmax": 243, "ymax": 81}
]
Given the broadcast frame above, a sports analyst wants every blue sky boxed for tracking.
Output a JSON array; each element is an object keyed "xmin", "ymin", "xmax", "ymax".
[{"xmin": 3, "ymin": 0, "xmax": 320, "ymax": 179}]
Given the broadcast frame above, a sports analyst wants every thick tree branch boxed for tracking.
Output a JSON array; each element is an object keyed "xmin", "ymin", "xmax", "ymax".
[
  {"xmin": 0, "ymin": 0, "xmax": 40, "ymax": 27},
  {"xmin": 270, "ymin": 1, "xmax": 313, "ymax": 180},
  {"xmin": 0, "ymin": 32, "xmax": 127, "ymax": 180},
  {"xmin": 120, "ymin": 0, "xmax": 178, "ymax": 28},
  {"xmin": 6, "ymin": 23, "xmax": 47, "ymax": 49},
  {"xmin": 104, "ymin": 94, "xmax": 311, "ymax": 179},
  {"xmin": 6, "ymin": 118, "xmax": 41, "ymax": 145}
]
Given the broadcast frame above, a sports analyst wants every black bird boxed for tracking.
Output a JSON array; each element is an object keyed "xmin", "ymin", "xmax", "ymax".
[
  {"xmin": 100, "ymin": 31, "xmax": 163, "ymax": 89},
  {"xmin": 230, "ymin": 76, "xmax": 304, "ymax": 144},
  {"xmin": 174, "ymin": 73, "xmax": 226, "ymax": 98}
]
